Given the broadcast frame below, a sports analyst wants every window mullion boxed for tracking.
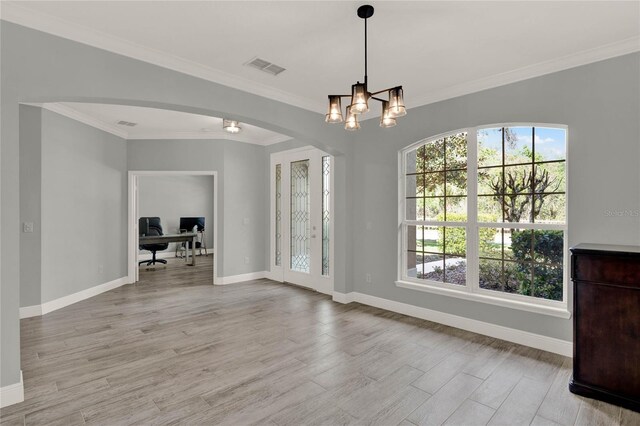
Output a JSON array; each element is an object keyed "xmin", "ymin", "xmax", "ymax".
[{"xmin": 467, "ymin": 129, "xmax": 479, "ymax": 294}]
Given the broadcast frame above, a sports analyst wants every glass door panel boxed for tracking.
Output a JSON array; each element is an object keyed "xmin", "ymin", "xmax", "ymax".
[{"xmin": 290, "ymin": 160, "xmax": 310, "ymax": 273}]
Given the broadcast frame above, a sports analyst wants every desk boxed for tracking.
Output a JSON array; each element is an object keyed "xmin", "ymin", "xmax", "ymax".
[{"xmin": 139, "ymin": 233, "xmax": 198, "ymax": 266}]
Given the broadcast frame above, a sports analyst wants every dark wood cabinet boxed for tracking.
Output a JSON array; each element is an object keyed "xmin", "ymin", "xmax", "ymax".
[{"xmin": 569, "ymin": 243, "xmax": 640, "ymax": 413}]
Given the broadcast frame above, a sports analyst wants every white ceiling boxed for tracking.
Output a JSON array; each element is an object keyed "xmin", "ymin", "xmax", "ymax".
[
  {"xmin": 41, "ymin": 102, "xmax": 292, "ymax": 145},
  {"xmin": 3, "ymin": 1, "xmax": 640, "ymax": 114}
]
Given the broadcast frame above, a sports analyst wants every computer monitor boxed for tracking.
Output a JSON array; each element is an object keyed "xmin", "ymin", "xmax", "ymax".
[{"xmin": 179, "ymin": 217, "xmax": 205, "ymax": 232}]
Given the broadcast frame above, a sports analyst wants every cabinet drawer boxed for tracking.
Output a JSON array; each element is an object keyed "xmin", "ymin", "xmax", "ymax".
[{"xmin": 573, "ymin": 254, "xmax": 640, "ymax": 287}]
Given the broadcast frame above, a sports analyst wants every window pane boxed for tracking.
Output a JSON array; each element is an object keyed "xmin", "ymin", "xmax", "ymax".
[
  {"xmin": 445, "ymin": 133, "xmax": 467, "ymax": 170},
  {"xmin": 535, "ymin": 127, "xmax": 566, "ymax": 162},
  {"xmin": 423, "ymin": 140, "xmax": 445, "ymax": 172},
  {"xmin": 504, "ymin": 127, "xmax": 533, "ymax": 165},
  {"xmin": 479, "ymin": 259, "xmax": 505, "ymax": 291},
  {"xmin": 478, "ymin": 128, "xmax": 503, "ymax": 167},
  {"xmin": 440, "ymin": 227, "xmax": 466, "ymax": 256},
  {"xmin": 477, "ymin": 167, "xmax": 502, "ymax": 196},
  {"xmin": 534, "ymin": 193, "xmax": 565, "ymax": 223},
  {"xmin": 424, "ymin": 197, "xmax": 444, "ymax": 221},
  {"xmin": 446, "ymin": 170, "xmax": 467, "ymax": 196},
  {"xmin": 421, "ymin": 226, "xmax": 440, "ymax": 254},
  {"xmin": 446, "ymin": 197, "xmax": 467, "ymax": 221},
  {"xmin": 478, "ymin": 195, "xmax": 502, "ymax": 222},
  {"xmin": 508, "ymin": 230, "xmax": 533, "ymax": 261},
  {"xmin": 322, "ymin": 156, "xmax": 330, "ymax": 276},
  {"xmin": 532, "ymin": 230, "xmax": 564, "ymax": 264},
  {"xmin": 424, "ymin": 172, "xmax": 445, "ymax": 196},
  {"xmin": 534, "ymin": 163, "xmax": 565, "ymax": 193},
  {"xmin": 479, "ymin": 227, "xmax": 502, "ymax": 259},
  {"xmin": 532, "ymin": 263, "xmax": 564, "ymax": 301},
  {"xmin": 503, "ymin": 194, "xmax": 532, "ymax": 223},
  {"xmin": 275, "ymin": 164, "xmax": 282, "ymax": 266},
  {"xmin": 420, "ymin": 254, "xmax": 444, "ymax": 282},
  {"xmin": 503, "ymin": 165, "xmax": 533, "ymax": 194},
  {"xmin": 444, "ymin": 255, "xmax": 466, "ymax": 286},
  {"xmin": 290, "ymin": 160, "xmax": 310, "ymax": 273}
]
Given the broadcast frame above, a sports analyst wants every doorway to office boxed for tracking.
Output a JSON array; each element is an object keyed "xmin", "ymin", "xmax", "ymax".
[
  {"xmin": 128, "ymin": 171, "xmax": 218, "ymax": 284},
  {"xmin": 269, "ymin": 147, "xmax": 334, "ymax": 295}
]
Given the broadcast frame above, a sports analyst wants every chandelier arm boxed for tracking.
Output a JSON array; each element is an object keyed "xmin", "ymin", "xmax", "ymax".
[
  {"xmin": 370, "ymin": 96, "xmax": 386, "ymax": 103},
  {"xmin": 370, "ymin": 86, "xmax": 403, "ymax": 96},
  {"xmin": 329, "ymin": 94, "xmax": 354, "ymax": 98}
]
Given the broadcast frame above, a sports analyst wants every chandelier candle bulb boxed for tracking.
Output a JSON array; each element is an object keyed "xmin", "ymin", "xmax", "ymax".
[
  {"xmin": 325, "ymin": 96, "xmax": 344, "ymax": 123},
  {"xmin": 388, "ymin": 87, "xmax": 407, "ymax": 118},
  {"xmin": 380, "ymin": 101, "xmax": 397, "ymax": 128},
  {"xmin": 350, "ymin": 83, "xmax": 370, "ymax": 114},
  {"xmin": 324, "ymin": 5, "xmax": 406, "ymax": 130},
  {"xmin": 344, "ymin": 106, "xmax": 360, "ymax": 131}
]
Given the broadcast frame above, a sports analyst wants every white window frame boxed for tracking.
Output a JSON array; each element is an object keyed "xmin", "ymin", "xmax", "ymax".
[{"xmin": 396, "ymin": 123, "xmax": 570, "ymax": 319}]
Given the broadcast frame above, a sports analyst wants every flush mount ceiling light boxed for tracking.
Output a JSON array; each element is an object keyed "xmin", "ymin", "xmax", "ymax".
[
  {"xmin": 325, "ymin": 5, "xmax": 406, "ymax": 130},
  {"xmin": 223, "ymin": 119, "xmax": 242, "ymax": 134}
]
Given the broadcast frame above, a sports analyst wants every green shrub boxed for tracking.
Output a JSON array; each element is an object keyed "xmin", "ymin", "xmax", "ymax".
[
  {"xmin": 511, "ymin": 230, "xmax": 564, "ymax": 301},
  {"xmin": 436, "ymin": 213, "xmax": 497, "ymax": 256}
]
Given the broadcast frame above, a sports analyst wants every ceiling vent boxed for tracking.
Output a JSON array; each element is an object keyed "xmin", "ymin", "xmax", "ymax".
[
  {"xmin": 245, "ymin": 57, "xmax": 286, "ymax": 76},
  {"xmin": 117, "ymin": 120, "xmax": 137, "ymax": 127}
]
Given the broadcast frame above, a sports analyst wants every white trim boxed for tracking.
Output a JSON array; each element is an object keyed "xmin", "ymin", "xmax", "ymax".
[
  {"xmin": 18, "ymin": 276, "xmax": 130, "ymax": 319},
  {"xmin": 19, "ymin": 304, "xmax": 42, "ymax": 319},
  {"xmin": 27, "ymin": 103, "xmax": 291, "ymax": 146},
  {"xmin": 4, "ymin": 3, "xmax": 639, "ymax": 114},
  {"xmin": 343, "ymin": 292, "xmax": 572, "ymax": 357},
  {"xmin": 0, "ymin": 371, "xmax": 24, "ymax": 408},
  {"xmin": 41, "ymin": 276, "xmax": 130, "ymax": 315},
  {"xmin": 1, "ymin": 3, "xmax": 323, "ymax": 113},
  {"xmin": 332, "ymin": 291, "xmax": 355, "ymax": 304},
  {"xmin": 395, "ymin": 280, "xmax": 570, "ymax": 319},
  {"xmin": 216, "ymin": 271, "xmax": 267, "ymax": 285}
]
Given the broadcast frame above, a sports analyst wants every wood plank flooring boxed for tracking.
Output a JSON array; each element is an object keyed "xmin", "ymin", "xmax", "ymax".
[{"xmin": 2, "ymin": 257, "xmax": 638, "ymax": 425}]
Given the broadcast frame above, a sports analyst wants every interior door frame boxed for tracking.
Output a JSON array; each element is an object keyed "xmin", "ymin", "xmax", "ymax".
[
  {"xmin": 127, "ymin": 170, "xmax": 219, "ymax": 284},
  {"xmin": 268, "ymin": 147, "xmax": 334, "ymax": 295}
]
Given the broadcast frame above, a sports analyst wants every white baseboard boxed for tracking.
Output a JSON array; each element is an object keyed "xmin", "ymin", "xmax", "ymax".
[
  {"xmin": 19, "ymin": 304, "xmax": 43, "ymax": 319},
  {"xmin": 332, "ymin": 291, "xmax": 355, "ymax": 304},
  {"xmin": 19, "ymin": 276, "xmax": 131, "ymax": 319},
  {"xmin": 332, "ymin": 291, "xmax": 572, "ymax": 357},
  {"xmin": 0, "ymin": 371, "xmax": 24, "ymax": 408},
  {"xmin": 216, "ymin": 271, "xmax": 267, "ymax": 285}
]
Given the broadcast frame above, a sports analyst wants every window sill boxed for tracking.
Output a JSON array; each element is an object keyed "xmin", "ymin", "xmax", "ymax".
[{"xmin": 395, "ymin": 280, "xmax": 572, "ymax": 319}]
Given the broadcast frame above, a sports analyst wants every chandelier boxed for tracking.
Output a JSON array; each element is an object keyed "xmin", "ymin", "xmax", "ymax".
[{"xmin": 325, "ymin": 5, "xmax": 406, "ymax": 130}]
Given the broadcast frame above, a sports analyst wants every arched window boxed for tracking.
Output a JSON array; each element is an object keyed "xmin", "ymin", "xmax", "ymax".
[{"xmin": 398, "ymin": 124, "xmax": 568, "ymax": 317}]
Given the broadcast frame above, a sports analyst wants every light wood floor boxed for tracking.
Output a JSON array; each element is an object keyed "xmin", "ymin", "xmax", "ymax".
[{"xmin": 2, "ymin": 257, "xmax": 638, "ymax": 425}]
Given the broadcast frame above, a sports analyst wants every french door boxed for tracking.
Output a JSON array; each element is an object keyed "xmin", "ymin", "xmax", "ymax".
[{"xmin": 270, "ymin": 147, "xmax": 332, "ymax": 294}]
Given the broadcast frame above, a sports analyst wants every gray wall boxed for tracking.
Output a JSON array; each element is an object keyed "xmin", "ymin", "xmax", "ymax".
[
  {"xmin": 19, "ymin": 106, "xmax": 43, "ymax": 308},
  {"xmin": 138, "ymin": 175, "xmax": 214, "ymax": 254},
  {"xmin": 349, "ymin": 52, "xmax": 640, "ymax": 342},
  {"xmin": 40, "ymin": 109, "xmax": 128, "ymax": 303},
  {"xmin": 128, "ymin": 139, "xmax": 268, "ymax": 277}
]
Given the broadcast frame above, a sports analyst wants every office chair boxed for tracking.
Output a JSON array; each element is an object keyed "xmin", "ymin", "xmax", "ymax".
[
  {"xmin": 176, "ymin": 217, "xmax": 208, "ymax": 257},
  {"xmin": 139, "ymin": 217, "xmax": 169, "ymax": 266}
]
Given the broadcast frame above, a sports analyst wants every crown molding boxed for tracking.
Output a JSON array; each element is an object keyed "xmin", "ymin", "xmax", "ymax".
[
  {"xmin": 408, "ymin": 36, "xmax": 640, "ymax": 109},
  {"xmin": 24, "ymin": 103, "xmax": 291, "ymax": 145},
  {"xmin": 0, "ymin": 2, "xmax": 325, "ymax": 113},
  {"xmin": 3, "ymin": 2, "xmax": 639, "ymax": 115}
]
